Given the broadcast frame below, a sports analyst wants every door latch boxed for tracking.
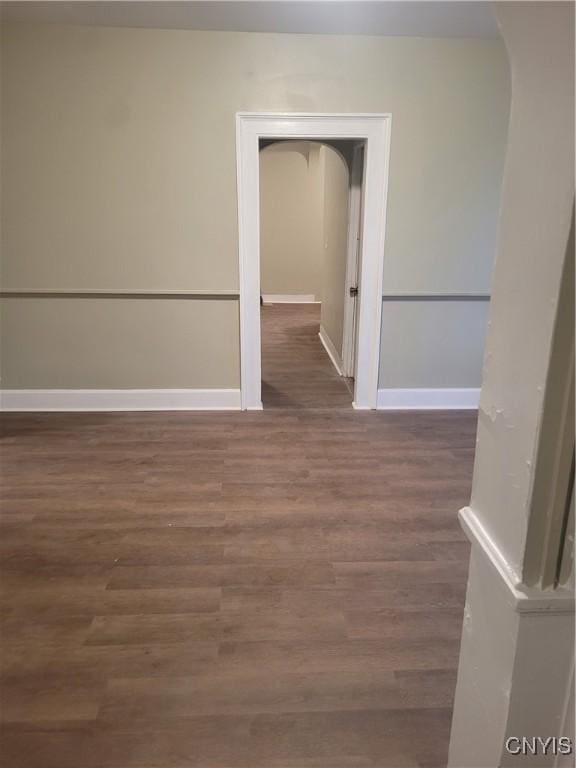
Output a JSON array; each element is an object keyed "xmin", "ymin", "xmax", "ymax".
[{"xmin": 349, "ymin": 286, "xmax": 359, "ymax": 297}]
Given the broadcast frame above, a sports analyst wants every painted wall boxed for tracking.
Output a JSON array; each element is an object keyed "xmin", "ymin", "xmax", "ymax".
[
  {"xmin": 259, "ymin": 141, "xmax": 324, "ymax": 299},
  {"xmin": 379, "ymin": 300, "xmax": 490, "ymax": 387},
  {"xmin": 449, "ymin": 3, "xmax": 575, "ymax": 765},
  {"xmin": 1, "ymin": 298, "xmax": 239, "ymax": 388},
  {"xmin": 0, "ymin": 23, "xmax": 510, "ymax": 391},
  {"xmin": 319, "ymin": 145, "xmax": 350, "ymax": 357}
]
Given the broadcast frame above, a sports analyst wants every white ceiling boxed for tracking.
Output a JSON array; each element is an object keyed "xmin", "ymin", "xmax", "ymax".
[{"xmin": 0, "ymin": 1, "xmax": 500, "ymax": 38}]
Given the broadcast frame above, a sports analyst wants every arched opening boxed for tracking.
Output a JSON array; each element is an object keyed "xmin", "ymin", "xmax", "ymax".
[{"xmin": 258, "ymin": 138, "xmax": 363, "ymax": 409}]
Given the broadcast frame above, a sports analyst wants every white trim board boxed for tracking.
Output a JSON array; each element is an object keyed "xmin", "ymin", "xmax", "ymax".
[
  {"xmin": 377, "ymin": 388, "xmax": 480, "ymax": 410},
  {"xmin": 342, "ymin": 143, "xmax": 364, "ymax": 378},
  {"xmin": 0, "ymin": 389, "xmax": 242, "ymax": 412},
  {"xmin": 261, "ymin": 294, "xmax": 318, "ymax": 304},
  {"xmin": 236, "ymin": 112, "xmax": 392, "ymax": 411},
  {"xmin": 318, "ymin": 326, "xmax": 344, "ymax": 376},
  {"xmin": 459, "ymin": 505, "xmax": 574, "ymax": 614}
]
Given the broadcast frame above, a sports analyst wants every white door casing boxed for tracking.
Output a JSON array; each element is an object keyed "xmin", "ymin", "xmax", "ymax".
[{"xmin": 236, "ymin": 113, "xmax": 392, "ymax": 410}]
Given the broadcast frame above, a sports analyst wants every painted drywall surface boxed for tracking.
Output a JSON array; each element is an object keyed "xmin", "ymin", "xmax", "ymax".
[
  {"xmin": 450, "ymin": 545, "xmax": 575, "ymax": 768},
  {"xmin": 1, "ymin": 299, "xmax": 240, "ymax": 388},
  {"xmin": 259, "ymin": 142, "xmax": 323, "ymax": 298},
  {"xmin": 556, "ymin": 671, "xmax": 575, "ymax": 768},
  {"xmin": 502, "ymin": 610, "xmax": 575, "ymax": 768},
  {"xmin": 521, "ymin": 213, "xmax": 574, "ymax": 588},
  {"xmin": 468, "ymin": 2, "xmax": 574, "ymax": 580},
  {"xmin": 449, "ymin": 547, "xmax": 518, "ymax": 768},
  {"xmin": 0, "ymin": 23, "xmax": 509, "ymax": 388},
  {"xmin": 319, "ymin": 145, "xmax": 350, "ymax": 356},
  {"xmin": 449, "ymin": 4, "xmax": 575, "ymax": 766},
  {"xmin": 379, "ymin": 300, "xmax": 489, "ymax": 388}
]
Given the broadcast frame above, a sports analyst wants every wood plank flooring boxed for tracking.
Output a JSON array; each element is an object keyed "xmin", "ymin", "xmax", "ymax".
[
  {"xmin": 0, "ymin": 306, "xmax": 476, "ymax": 767},
  {"xmin": 261, "ymin": 304, "xmax": 353, "ymax": 408}
]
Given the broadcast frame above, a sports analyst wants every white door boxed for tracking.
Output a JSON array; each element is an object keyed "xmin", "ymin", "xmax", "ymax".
[{"xmin": 342, "ymin": 143, "xmax": 365, "ymax": 379}]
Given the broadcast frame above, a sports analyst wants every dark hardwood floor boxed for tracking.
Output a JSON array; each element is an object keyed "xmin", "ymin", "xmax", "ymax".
[
  {"xmin": 261, "ymin": 304, "xmax": 353, "ymax": 409},
  {"xmin": 0, "ymin": 306, "xmax": 475, "ymax": 767}
]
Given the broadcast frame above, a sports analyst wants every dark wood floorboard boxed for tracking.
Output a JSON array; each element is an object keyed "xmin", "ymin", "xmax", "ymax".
[
  {"xmin": 261, "ymin": 304, "xmax": 353, "ymax": 409},
  {"xmin": 0, "ymin": 306, "xmax": 476, "ymax": 767}
]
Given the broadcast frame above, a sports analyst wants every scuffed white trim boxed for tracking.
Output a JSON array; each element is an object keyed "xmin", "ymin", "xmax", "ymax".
[
  {"xmin": 377, "ymin": 388, "xmax": 480, "ymax": 410},
  {"xmin": 460, "ymin": 505, "xmax": 574, "ymax": 614},
  {"xmin": 262, "ymin": 294, "xmax": 318, "ymax": 304},
  {"xmin": 0, "ymin": 389, "xmax": 242, "ymax": 412},
  {"xmin": 318, "ymin": 325, "xmax": 343, "ymax": 376}
]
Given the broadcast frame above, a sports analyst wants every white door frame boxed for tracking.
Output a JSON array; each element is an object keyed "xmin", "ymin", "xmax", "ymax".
[
  {"xmin": 341, "ymin": 143, "xmax": 365, "ymax": 379},
  {"xmin": 236, "ymin": 112, "xmax": 392, "ymax": 410}
]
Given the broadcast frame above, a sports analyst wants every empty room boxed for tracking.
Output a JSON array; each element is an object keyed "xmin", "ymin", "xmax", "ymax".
[{"xmin": 0, "ymin": 2, "xmax": 574, "ymax": 767}]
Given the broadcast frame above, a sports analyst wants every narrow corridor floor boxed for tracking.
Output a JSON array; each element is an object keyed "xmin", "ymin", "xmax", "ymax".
[{"xmin": 261, "ymin": 303, "xmax": 353, "ymax": 409}]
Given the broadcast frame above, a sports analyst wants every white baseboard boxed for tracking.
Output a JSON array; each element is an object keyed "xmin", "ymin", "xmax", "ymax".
[
  {"xmin": 377, "ymin": 388, "xmax": 480, "ymax": 410},
  {"xmin": 262, "ymin": 294, "xmax": 318, "ymax": 304},
  {"xmin": 318, "ymin": 326, "xmax": 344, "ymax": 376},
  {"xmin": 0, "ymin": 389, "xmax": 242, "ymax": 412},
  {"xmin": 0, "ymin": 387, "xmax": 479, "ymax": 413}
]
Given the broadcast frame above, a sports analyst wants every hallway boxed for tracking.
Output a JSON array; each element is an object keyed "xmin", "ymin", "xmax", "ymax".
[
  {"xmin": 261, "ymin": 304, "xmax": 353, "ymax": 409},
  {"xmin": 0, "ymin": 400, "xmax": 475, "ymax": 767}
]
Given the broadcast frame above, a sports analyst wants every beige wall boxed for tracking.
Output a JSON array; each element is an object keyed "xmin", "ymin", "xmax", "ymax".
[
  {"xmin": 259, "ymin": 142, "xmax": 323, "ymax": 298},
  {"xmin": 1, "ymin": 298, "xmax": 240, "ymax": 388},
  {"xmin": 319, "ymin": 145, "xmax": 350, "ymax": 357},
  {"xmin": 0, "ymin": 23, "xmax": 510, "ymax": 390},
  {"xmin": 379, "ymin": 300, "xmax": 489, "ymax": 388}
]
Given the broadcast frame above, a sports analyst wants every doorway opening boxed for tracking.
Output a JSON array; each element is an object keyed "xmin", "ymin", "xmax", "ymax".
[
  {"xmin": 259, "ymin": 139, "xmax": 364, "ymax": 409},
  {"xmin": 236, "ymin": 113, "xmax": 391, "ymax": 411}
]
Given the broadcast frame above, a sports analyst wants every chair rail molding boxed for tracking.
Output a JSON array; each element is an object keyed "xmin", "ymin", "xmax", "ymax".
[
  {"xmin": 0, "ymin": 289, "xmax": 239, "ymax": 300},
  {"xmin": 382, "ymin": 291, "xmax": 490, "ymax": 302},
  {"xmin": 459, "ymin": 505, "xmax": 574, "ymax": 614}
]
